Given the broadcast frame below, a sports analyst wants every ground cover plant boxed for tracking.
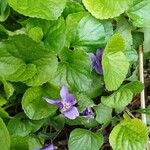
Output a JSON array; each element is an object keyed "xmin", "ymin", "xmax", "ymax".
[{"xmin": 0, "ymin": 0, "xmax": 150, "ymax": 150}]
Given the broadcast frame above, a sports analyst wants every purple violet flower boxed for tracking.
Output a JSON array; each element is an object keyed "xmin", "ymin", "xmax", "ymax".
[
  {"xmin": 88, "ymin": 49, "xmax": 103, "ymax": 74},
  {"xmin": 42, "ymin": 144, "xmax": 54, "ymax": 150},
  {"xmin": 44, "ymin": 86, "xmax": 79, "ymax": 120},
  {"xmin": 82, "ymin": 107, "xmax": 94, "ymax": 118},
  {"xmin": 34, "ymin": 144, "xmax": 54, "ymax": 150}
]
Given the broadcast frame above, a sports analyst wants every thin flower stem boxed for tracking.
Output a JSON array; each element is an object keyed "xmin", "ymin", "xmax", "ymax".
[
  {"xmin": 125, "ymin": 107, "xmax": 135, "ymax": 118},
  {"xmin": 52, "ymin": 129, "xmax": 62, "ymax": 141},
  {"xmin": 96, "ymin": 122, "xmax": 110, "ymax": 133},
  {"xmin": 139, "ymin": 45, "xmax": 147, "ymax": 124},
  {"xmin": 3, "ymin": 103, "xmax": 16, "ymax": 110}
]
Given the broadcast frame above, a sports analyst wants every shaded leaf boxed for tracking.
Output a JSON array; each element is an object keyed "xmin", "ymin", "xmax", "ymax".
[
  {"xmin": 0, "ymin": 117, "xmax": 10, "ymax": 150},
  {"xmin": 53, "ymin": 48, "xmax": 92, "ymax": 91},
  {"xmin": 0, "ymin": 77, "xmax": 14, "ymax": 99},
  {"xmin": 0, "ymin": 107, "xmax": 10, "ymax": 118},
  {"xmin": 68, "ymin": 128, "xmax": 103, "ymax": 150},
  {"xmin": 10, "ymin": 135, "xmax": 42, "ymax": 150},
  {"xmin": 0, "ymin": 0, "xmax": 10, "ymax": 22},
  {"xmin": 76, "ymin": 93, "xmax": 94, "ymax": 112},
  {"xmin": 85, "ymin": 73, "xmax": 104, "ymax": 98},
  {"xmin": 44, "ymin": 17, "xmax": 66, "ymax": 53},
  {"xmin": 116, "ymin": 17, "xmax": 138, "ymax": 63},
  {"xmin": 94, "ymin": 103, "xmax": 112, "ymax": 124},
  {"xmin": 7, "ymin": 113, "xmax": 44, "ymax": 137}
]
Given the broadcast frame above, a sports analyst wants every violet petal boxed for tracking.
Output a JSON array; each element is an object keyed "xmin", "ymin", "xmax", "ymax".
[
  {"xmin": 88, "ymin": 53, "xmax": 96, "ymax": 64},
  {"xmin": 60, "ymin": 86, "xmax": 68, "ymax": 100},
  {"xmin": 88, "ymin": 49, "xmax": 103, "ymax": 75},
  {"xmin": 62, "ymin": 106, "xmax": 79, "ymax": 120},
  {"xmin": 65, "ymin": 93, "xmax": 76, "ymax": 106},
  {"xmin": 60, "ymin": 86, "xmax": 76, "ymax": 106},
  {"xmin": 96, "ymin": 49, "xmax": 103, "ymax": 60},
  {"xmin": 94, "ymin": 59, "xmax": 102, "ymax": 74},
  {"xmin": 96, "ymin": 49, "xmax": 103, "ymax": 74},
  {"xmin": 82, "ymin": 107, "xmax": 94, "ymax": 118},
  {"xmin": 42, "ymin": 144, "xmax": 54, "ymax": 150},
  {"xmin": 88, "ymin": 52, "xmax": 102, "ymax": 74},
  {"xmin": 44, "ymin": 97, "xmax": 63, "ymax": 108}
]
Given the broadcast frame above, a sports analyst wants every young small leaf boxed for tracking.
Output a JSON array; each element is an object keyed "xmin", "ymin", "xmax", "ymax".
[
  {"xmin": 101, "ymin": 88, "xmax": 133, "ymax": 110},
  {"xmin": 101, "ymin": 81, "xmax": 143, "ymax": 110},
  {"xmin": 124, "ymin": 81, "xmax": 144, "ymax": 94},
  {"xmin": 102, "ymin": 34, "xmax": 129, "ymax": 91}
]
